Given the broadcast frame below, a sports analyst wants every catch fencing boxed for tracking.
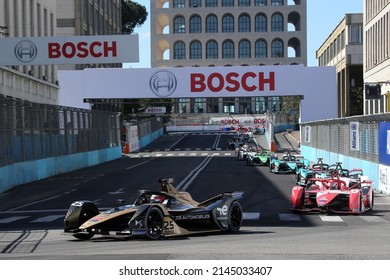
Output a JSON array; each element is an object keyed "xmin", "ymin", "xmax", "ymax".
[
  {"xmin": 300, "ymin": 114, "xmax": 387, "ymax": 164},
  {"xmin": 0, "ymin": 94, "xmax": 121, "ymax": 168}
]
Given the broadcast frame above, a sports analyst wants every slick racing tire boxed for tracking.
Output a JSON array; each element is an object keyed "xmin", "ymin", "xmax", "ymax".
[
  {"xmin": 73, "ymin": 205, "xmax": 99, "ymax": 240},
  {"xmin": 73, "ymin": 232, "xmax": 95, "ymax": 240},
  {"xmin": 145, "ymin": 207, "xmax": 164, "ymax": 240},
  {"xmin": 228, "ymin": 201, "xmax": 243, "ymax": 232}
]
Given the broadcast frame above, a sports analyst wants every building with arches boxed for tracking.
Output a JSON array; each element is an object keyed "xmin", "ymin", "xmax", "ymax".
[{"xmin": 150, "ymin": 0, "xmax": 307, "ymax": 114}]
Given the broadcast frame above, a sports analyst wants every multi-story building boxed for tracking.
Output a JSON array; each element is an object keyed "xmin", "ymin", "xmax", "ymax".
[
  {"xmin": 56, "ymin": 0, "xmax": 122, "ymax": 70},
  {"xmin": 56, "ymin": 0, "xmax": 123, "ymax": 112},
  {"xmin": 316, "ymin": 13, "xmax": 364, "ymax": 118},
  {"xmin": 150, "ymin": 0, "xmax": 307, "ymax": 114},
  {"xmin": 364, "ymin": 0, "xmax": 390, "ymax": 114},
  {"xmin": 0, "ymin": 0, "xmax": 59, "ymax": 104}
]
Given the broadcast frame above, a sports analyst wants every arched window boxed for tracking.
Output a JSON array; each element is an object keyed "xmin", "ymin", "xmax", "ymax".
[
  {"xmin": 255, "ymin": 0, "xmax": 267, "ymax": 6},
  {"xmin": 190, "ymin": 15, "xmax": 202, "ymax": 33},
  {"xmin": 271, "ymin": 0, "xmax": 283, "ymax": 5},
  {"xmin": 190, "ymin": 40, "xmax": 202, "ymax": 59},
  {"xmin": 174, "ymin": 41, "xmax": 186, "ymax": 59},
  {"xmin": 239, "ymin": 39, "xmax": 251, "ymax": 58},
  {"xmin": 238, "ymin": 0, "xmax": 250, "ymax": 6},
  {"xmin": 206, "ymin": 40, "xmax": 218, "ymax": 59},
  {"xmin": 222, "ymin": 0, "xmax": 234, "ymax": 6},
  {"xmin": 271, "ymin": 13, "xmax": 283, "ymax": 31},
  {"xmin": 255, "ymin": 39, "xmax": 267, "ymax": 58},
  {"xmin": 173, "ymin": 0, "xmax": 185, "ymax": 8},
  {"xmin": 174, "ymin": 16, "xmax": 186, "ymax": 33},
  {"xmin": 271, "ymin": 39, "xmax": 283, "ymax": 58},
  {"xmin": 238, "ymin": 14, "xmax": 251, "ymax": 32},
  {"xmin": 190, "ymin": 0, "xmax": 201, "ymax": 7},
  {"xmin": 222, "ymin": 14, "xmax": 234, "ymax": 32},
  {"xmin": 206, "ymin": 14, "xmax": 218, "ymax": 33},
  {"xmin": 222, "ymin": 40, "xmax": 235, "ymax": 58},
  {"xmin": 255, "ymin": 14, "xmax": 267, "ymax": 32},
  {"xmin": 205, "ymin": 0, "xmax": 218, "ymax": 7}
]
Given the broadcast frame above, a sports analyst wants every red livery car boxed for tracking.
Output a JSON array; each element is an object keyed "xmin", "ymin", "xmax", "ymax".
[{"xmin": 290, "ymin": 174, "xmax": 374, "ymax": 214}]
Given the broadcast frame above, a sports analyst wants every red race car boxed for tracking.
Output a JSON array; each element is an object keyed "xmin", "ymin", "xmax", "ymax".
[{"xmin": 290, "ymin": 174, "xmax": 374, "ymax": 214}]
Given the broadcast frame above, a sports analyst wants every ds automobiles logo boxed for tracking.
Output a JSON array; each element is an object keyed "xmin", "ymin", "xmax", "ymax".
[
  {"xmin": 14, "ymin": 40, "xmax": 38, "ymax": 63},
  {"xmin": 149, "ymin": 70, "xmax": 177, "ymax": 97}
]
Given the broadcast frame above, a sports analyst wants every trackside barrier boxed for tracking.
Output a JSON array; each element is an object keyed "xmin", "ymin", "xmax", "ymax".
[
  {"xmin": 123, "ymin": 116, "xmax": 164, "ymax": 153},
  {"xmin": 0, "ymin": 95, "xmax": 122, "ymax": 193},
  {"xmin": 299, "ymin": 113, "xmax": 390, "ymax": 195}
]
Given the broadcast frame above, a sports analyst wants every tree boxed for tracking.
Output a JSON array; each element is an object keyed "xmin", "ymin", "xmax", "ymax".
[{"xmin": 122, "ymin": 0, "xmax": 148, "ymax": 34}]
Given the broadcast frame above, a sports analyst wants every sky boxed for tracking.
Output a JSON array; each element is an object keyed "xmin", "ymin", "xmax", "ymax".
[{"xmin": 125, "ymin": 0, "xmax": 363, "ymax": 68}]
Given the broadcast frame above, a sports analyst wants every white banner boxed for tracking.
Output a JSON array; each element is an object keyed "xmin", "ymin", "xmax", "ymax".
[
  {"xmin": 129, "ymin": 125, "xmax": 139, "ymax": 152},
  {"xmin": 145, "ymin": 107, "xmax": 167, "ymax": 114},
  {"xmin": 379, "ymin": 164, "xmax": 389, "ymax": 194},
  {"xmin": 304, "ymin": 126, "xmax": 311, "ymax": 143},
  {"xmin": 350, "ymin": 122, "xmax": 360, "ymax": 151},
  {"xmin": 81, "ymin": 65, "xmax": 306, "ymax": 99},
  {"xmin": 58, "ymin": 66, "xmax": 338, "ymax": 123},
  {"xmin": 0, "ymin": 34, "xmax": 139, "ymax": 65}
]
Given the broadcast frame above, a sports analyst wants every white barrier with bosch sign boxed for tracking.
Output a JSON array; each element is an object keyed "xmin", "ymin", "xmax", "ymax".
[
  {"xmin": 0, "ymin": 34, "xmax": 139, "ymax": 65},
  {"xmin": 59, "ymin": 65, "xmax": 338, "ymax": 122}
]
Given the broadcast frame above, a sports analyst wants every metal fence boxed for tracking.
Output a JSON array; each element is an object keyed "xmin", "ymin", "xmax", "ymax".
[
  {"xmin": 300, "ymin": 114, "xmax": 390, "ymax": 163},
  {"xmin": 0, "ymin": 94, "xmax": 121, "ymax": 168}
]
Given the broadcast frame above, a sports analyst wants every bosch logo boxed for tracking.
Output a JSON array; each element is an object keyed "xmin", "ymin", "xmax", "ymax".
[
  {"xmin": 14, "ymin": 40, "xmax": 37, "ymax": 63},
  {"xmin": 149, "ymin": 70, "xmax": 177, "ymax": 97},
  {"xmin": 217, "ymin": 205, "xmax": 228, "ymax": 216}
]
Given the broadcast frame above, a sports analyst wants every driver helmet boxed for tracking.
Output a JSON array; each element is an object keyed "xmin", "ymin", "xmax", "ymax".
[{"xmin": 150, "ymin": 194, "xmax": 166, "ymax": 204}]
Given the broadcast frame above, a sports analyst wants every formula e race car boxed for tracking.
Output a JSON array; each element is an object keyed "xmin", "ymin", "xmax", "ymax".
[
  {"xmin": 236, "ymin": 144, "xmax": 259, "ymax": 161},
  {"xmin": 295, "ymin": 158, "xmax": 330, "ymax": 186},
  {"xmin": 63, "ymin": 178, "xmax": 243, "ymax": 240},
  {"xmin": 246, "ymin": 150, "xmax": 276, "ymax": 166},
  {"xmin": 290, "ymin": 174, "xmax": 374, "ymax": 214},
  {"xmin": 269, "ymin": 151, "xmax": 299, "ymax": 174}
]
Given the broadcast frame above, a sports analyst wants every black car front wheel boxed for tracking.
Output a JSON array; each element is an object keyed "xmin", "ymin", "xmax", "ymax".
[
  {"xmin": 228, "ymin": 201, "xmax": 243, "ymax": 232},
  {"xmin": 145, "ymin": 207, "xmax": 164, "ymax": 240}
]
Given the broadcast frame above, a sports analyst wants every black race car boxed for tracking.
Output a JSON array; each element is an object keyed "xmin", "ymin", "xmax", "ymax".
[{"xmin": 63, "ymin": 178, "xmax": 243, "ymax": 240}]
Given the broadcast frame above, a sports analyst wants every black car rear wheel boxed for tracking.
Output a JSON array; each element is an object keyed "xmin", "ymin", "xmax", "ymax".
[
  {"xmin": 145, "ymin": 207, "xmax": 164, "ymax": 240},
  {"xmin": 228, "ymin": 201, "xmax": 243, "ymax": 232}
]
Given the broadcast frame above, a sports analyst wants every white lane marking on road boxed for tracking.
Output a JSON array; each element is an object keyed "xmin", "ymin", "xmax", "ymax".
[
  {"xmin": 319, "ymin": 215, "xmax": 343, "ymax": 222},
  {"xmin": 108, "ymin": 188, "xmax": 125, "ymax": 195},
  {"xmin": 279, "ymin": 213, "xmax": 301, "ymax": 221},
  {"xmin": 0, "ymin": 216, "xmax": 29, "ymax": 223},
  {"xmin": 360, "ymin": 216, "xmax": 388, "ymax": 223},
  {"xmin": 126, "ymin": 158, "xmax": 155, "ymax": 170},
  {"xmin": 30, "ymin": 215, "xmax": 64, "ymax": 223},
  {"xmin": 7, "ymin": 195, "xmax": 62, "ymax": 211}
]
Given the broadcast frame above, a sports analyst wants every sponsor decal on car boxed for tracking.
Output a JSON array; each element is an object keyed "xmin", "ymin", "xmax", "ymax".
[
  {"xmin": 132, "ymin": 229, "xmax": 146, "ymax": 235},
  {"xmin": 174, "ymin": 213, "xmax": 210, "ymax": 221},
  {"xmin": 217, "ymin": 205, "xmax": 228, "ymax": 216}
]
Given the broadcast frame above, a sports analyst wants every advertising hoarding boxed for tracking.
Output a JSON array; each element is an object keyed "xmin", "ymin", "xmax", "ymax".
[
  {"xmin": 379, "ymin": 122, "xmax": 390, "ymax": 165},
  {"xmin": 0, "ymin": 34, "xmax": 139, "ymax": 65}
]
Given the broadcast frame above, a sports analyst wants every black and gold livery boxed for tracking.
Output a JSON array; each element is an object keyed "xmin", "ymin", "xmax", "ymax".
[{"xmin": 63, "ymin": 178, "xmax": 243, "ymax": 240}]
